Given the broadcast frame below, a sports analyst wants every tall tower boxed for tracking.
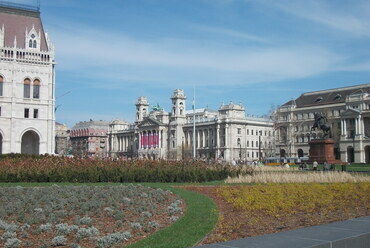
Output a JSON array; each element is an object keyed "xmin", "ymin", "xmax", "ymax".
[
  {"xmin": 170, "ymin": 89, "xmax": 186, "ymax": 121},
  {"xmin": 169, "ymin": 89, "xmax": 187, "ymax": 160},
  {"xmin": 135, "ymin": 96, "xmax": 149, "ymax": 122}
]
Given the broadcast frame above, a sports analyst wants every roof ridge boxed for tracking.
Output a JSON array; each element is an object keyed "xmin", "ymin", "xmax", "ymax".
[{"xmin": 303, "ymin": 83, "xmax": 370, "ymax": 96}]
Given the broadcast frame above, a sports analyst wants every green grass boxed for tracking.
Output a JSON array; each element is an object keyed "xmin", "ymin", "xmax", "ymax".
[{"xmin": 0, "ymin": 182, "xmax": 219, "ymax": 248}]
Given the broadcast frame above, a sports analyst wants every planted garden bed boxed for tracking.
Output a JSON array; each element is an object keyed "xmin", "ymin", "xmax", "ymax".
[
  {"xmin": 0, "ymin": 154, "xmax": 242, "ymax": 183},
  {"xmin": 0, "ymin": 185, "xmax": 184, "ymax": 248},
  {"xmin": 185, "ymin": 183, "xmax": 369, "ymax": 245}
]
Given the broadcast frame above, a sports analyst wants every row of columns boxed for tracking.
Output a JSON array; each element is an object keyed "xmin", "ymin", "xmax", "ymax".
[
  {"xmin": 139, "ymin": 130, "xmax": 162, "ymax": 149},
  {"xmin": 341, "ymin": 116, "xmax": 365, "ymax": 136},
  {"xmin": 184, "ymin": 127, "xmax": 220, "ymax": 148},
  {"xmin": 117, "ymin": 135, "xmax": 132, "ymax": 152}
]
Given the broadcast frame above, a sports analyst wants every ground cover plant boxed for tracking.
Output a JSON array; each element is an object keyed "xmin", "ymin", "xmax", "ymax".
[
  {"xmin": 184, "ymin": 182, "xmax": 369, "ymax": 244},
  {"xmin": 0, "ymin": 154, "xmax": 244, "ymax": 183},
  {"xmin": 0, "ymin": 184, "xmax": 184, "ymax": 247}
]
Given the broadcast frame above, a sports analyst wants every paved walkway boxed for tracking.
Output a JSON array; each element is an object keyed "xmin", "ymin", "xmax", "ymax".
[{"xmin": 194, "ymin": 216, "xmax": 370, "ymax": 248}]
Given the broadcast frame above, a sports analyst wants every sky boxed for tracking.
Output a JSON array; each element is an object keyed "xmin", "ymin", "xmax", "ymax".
[{"xmin": 11, "ymin": 0, "xmax": 370, "ymax": 127}]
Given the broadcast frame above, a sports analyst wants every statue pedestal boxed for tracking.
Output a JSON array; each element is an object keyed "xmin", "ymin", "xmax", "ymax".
[{"xmin": 308, "ymin": 139, "xmax": 343, "ymax": 164}]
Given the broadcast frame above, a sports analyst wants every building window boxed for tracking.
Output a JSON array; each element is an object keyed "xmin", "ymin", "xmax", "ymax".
[
  {"xmin": 251, "ymin": 130, "xmax": 253, "ymax": 135},
  {"xmin": 251, "ymin": 141, "xmax": 254, "ymax": 147},
  {"xmin": 237, "ymin": 138, "xmax": 241, "ymax": 146},
  {"xmin": 0, "ymin": 75, "xmax": 3, "ymax": 96},
  {"xmin": 33, "ymin": 40, "xmax": 37, "ymax": 48},
  {"xmin": 237, "ymin": 128, "xmax": 241, "ymax": 134},
  {"xmin": 24, "ymin": 78, "xmax": 31, "ymax": 98},
  {"xmin": 247, "ymin": 129, "xmax": 249, "ymax": 135},
  {"xmin": 29, "ymin": 39, "xmax": 33, "ymax": 48},
  {"xmin": 33, "ymin": 109, "xmax": 38, "ymax": 118},
  {"xmin": 33, "ymin": 79, "xmax": 40, "ymax": 99},
  {"xmin": 0, "ymin": 106, "xmax": 1, "ymax": 116},
  {"xmin": 247, "ymin": 140, "xmax": 249, "ymax": 147},
  {"xmin": 24, "ymin": 108, "xmax": 29, "ymax": 118}
]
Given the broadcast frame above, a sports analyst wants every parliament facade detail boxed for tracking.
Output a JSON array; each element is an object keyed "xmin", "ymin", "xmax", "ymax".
[{"xmin": 0, "ymin": 3, "xmax": 55, "ymax": 154}]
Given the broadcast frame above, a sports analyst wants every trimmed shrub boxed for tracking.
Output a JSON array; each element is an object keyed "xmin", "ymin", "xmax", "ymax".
[{"xmin": 0, "ymin": 155, "xmax": 246, "ymax": 183}]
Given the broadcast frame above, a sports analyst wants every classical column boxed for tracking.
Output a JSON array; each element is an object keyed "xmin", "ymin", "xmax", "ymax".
[
  {"xmin": 361, "ymin": 116, "xmax": 365, "ymax": 135},
  {"xmin": 216, "ymin": 127, "xmax": 219, "ymax": 148},
  {"xmin": 225, "ymin": 124, "xmax": 229, "ymax": 148},
  {"xmin": 355, "ymin": 118, "xmax": 359, "ymax": 135},
  {"xmin": 343, "ymin": 119, "xmax": 347, "ymax": 136}
]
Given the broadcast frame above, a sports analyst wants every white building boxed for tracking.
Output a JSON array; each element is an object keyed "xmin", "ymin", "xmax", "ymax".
[
  {"xmin": 0, "ymin": 3, "xmax": 55, "ymax": 154},
  {"xmin": 108, "ymin": 89, "xmax": 274, "ymax": 162},
  {"xmin": 275, "ymin": 83, "xmax": 370, "ymax": 163}
]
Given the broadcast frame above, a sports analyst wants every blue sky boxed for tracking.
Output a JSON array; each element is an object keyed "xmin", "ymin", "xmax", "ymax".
[{"xmin": 13, "ymin": 0, "xmax": 370, "ymax": 127}]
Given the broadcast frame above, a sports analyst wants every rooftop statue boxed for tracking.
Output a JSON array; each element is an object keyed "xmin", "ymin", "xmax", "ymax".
[{"xmin": 311, "ymin": 113, "xmax": 331, "ymax": 139}]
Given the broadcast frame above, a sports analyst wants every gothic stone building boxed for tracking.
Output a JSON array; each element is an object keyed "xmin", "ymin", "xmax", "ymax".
[
  {"xmin": 0, "ymin": 3, "xmax": 55, "ymax": 154},
  {"xmin": 70, "ymin": 120, "xmax": 109, "ymax": 158},
  {"xmin": 108, "ymin": 89, "xmax": 274, "ymax": 162},
  {"xmin": 275, "ymin": 83, "xmax": 370, "ymax": 163}
]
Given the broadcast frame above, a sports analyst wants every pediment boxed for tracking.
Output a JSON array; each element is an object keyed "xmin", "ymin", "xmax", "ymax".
[
  {"xmin": 340, "ymin": 108, "xmax": 360, "ymax": 117},
  {"xmin": 138, "ymin": 117, "xmax": 164, "ymax": 128}
]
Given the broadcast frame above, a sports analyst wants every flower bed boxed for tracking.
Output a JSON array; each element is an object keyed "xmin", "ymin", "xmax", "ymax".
[
  {"xmin": 0, "ymin": 185, "xmax": 184, "ymax": 248},
  {"xmin": 184, "ymin": 183, "xmax": 369, "ymax": 244},
  {"xmin": 0, "ymin": 154, "xmax": 243, "ymax": 183}
]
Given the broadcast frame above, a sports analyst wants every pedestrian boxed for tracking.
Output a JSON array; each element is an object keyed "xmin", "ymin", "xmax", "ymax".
[
  {"xmin": 313, "ymin": 161, "xmax": 318, "ymax": 171},
  {"xmin": 323, "ymin": 161, "xmax": 330, "ymax": 171}
]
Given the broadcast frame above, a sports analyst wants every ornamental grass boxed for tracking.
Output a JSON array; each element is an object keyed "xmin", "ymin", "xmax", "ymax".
[
  {"xmin": 225, "ymin": 171, "xmax": 370, "ymax": 184},
  {"xmin": 0, "ymin": 154, "xmax": 244, "ymax": 183}
]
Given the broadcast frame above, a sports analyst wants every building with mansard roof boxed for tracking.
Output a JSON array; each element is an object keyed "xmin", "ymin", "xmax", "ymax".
[
  {"xmin": 0, "ymin": 2, "xmax": 55, "ymax": 154},
  {"xmin": 108, "ymin": 89, "xmax": 274, "ymax": 162},
  {"xmin": 275, "ymin": 83, "xmax": 370, "ymax": 163},
  {"xmin": 70, "ymin": 120, "xmax": 109, "ymax": 158}
]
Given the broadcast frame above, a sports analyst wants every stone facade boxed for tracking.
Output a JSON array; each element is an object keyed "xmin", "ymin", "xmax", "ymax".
[
  {"xmin": 0, "ymin": 3, "xmax": 55, "ymax": 154},
  {"xmin": 70, "ymin": 120, "xmax": 109, "ymax": 158},
  {"xmin": 275, "ymin": 83, "xmax": 370, "ymax": 163},
  {"xmin": 108, "ymin": 89, "xmax": 274, "ymax": 162},
  {"xmin": 55, "ymin": 122, "xmax": 70, "ymax": 155}
]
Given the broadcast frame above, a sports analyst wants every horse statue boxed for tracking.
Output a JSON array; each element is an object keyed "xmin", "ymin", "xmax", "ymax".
[{"xmin": 311, "ymin": 113, "xmax": 331, "ymax": 139}]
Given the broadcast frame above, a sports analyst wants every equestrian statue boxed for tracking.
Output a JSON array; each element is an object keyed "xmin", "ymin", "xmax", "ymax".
[{"xmin": 311, "ymin": 113, "xmax": 331, "ymax": 139}]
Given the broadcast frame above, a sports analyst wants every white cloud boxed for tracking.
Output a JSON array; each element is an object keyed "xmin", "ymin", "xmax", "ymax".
[
  {"xmin": 193, "ymin": 25, "xmax": 270, "ymax": 43},
  {"xmin": 266, "ymin": 0, "xmax": 370, "ymax": 37},
  {"xmin": 50, "ymin": 24, "xmax": 341, "ymax": 86}
]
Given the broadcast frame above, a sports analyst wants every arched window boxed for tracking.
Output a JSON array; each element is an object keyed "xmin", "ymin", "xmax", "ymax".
[
  {"xmin": 237, "ymin": 138, "xmax": 241, "ymax": 146},
  {"xmin": 0, "ymin": 75, "xmax": 3, "ymax": 96},
  {"xmin": 29, "ymin": 39, "xmax": 33, "ymax": 48},
  {"xmin": 33, "ymin": 40, "xmax": 37, "ymax": 48},
  {"xmin": 24, "ymin": 78, "xmax": 31, "ymax": 98},
  {"xmin": 33, "ymin": 79, "xmax": 40, "ymax": 99}
]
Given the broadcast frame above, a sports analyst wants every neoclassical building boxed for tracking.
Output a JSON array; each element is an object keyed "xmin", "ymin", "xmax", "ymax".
[
  {"xmin": 108, "ymin": 89, "xmax": 274, "ymax": 162},
  {"xmin": 275, "ymin": 83, "xmax": 370, "ymax": 163},
  {"xmin": 0, "ymin": 3, "xmax": 55, "ymax": 154},
  {"xmin": 70, "ymin": 120, "xmax": 109, "ymax": 158}
]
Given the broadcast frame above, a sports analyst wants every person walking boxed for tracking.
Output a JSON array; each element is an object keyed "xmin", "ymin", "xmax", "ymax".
[{"xmin": 313, "ymin": 161, "xmax": 318, "ymax": 171}]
